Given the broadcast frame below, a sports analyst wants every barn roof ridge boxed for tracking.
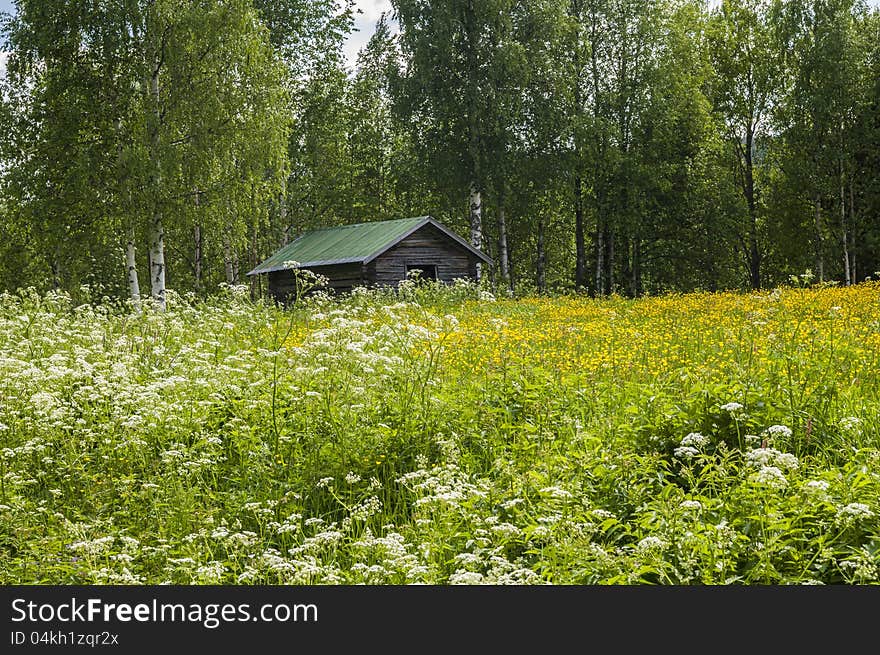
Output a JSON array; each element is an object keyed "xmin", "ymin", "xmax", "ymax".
[{"xmin": 247, "ymin": 215, "xmax": 492, "ymax": 276}]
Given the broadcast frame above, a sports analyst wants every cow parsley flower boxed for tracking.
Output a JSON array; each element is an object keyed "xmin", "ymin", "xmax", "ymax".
[
  {"xmin": 681, "ymin": 432, "xmax": 709, "ymax": 449},
  {"xmin": 837, "ymin": 503, "xmax": 874, "ymax": 520},
  {"xmin": 539, "ymin": 486, "xmax": 573, "ymax": 499},
  {"xmin": 766, "ymin": 425, "xmax": 792, "ymax": 439},
  {"xmin": 751, "ymin": 465, "xmax": 788, "ymax": 490},
  {"xmin": 720, "ymin": 402, "xmax": 745, "ymax": 418},
  {"xmin": 746, "ymin": 448, "xmax": 799, "ymax": 471},
  {"xmin": 674, "ymin": 446, "xmax": 699, "ymax": 460},
  {"xmin": 449, "ymin": 571, "xmax": 485, "ymax": 585},
  {"xmin": 636, "ymin": 536, "xmax": 666, "ymax": 552}
]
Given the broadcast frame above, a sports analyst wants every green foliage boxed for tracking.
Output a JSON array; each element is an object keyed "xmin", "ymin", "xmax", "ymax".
[
  {"xmin": 0, "ymin": 284, "xmax": 878, "ymax": 584},
  {"xmin": 2, "ymin": 0, "xmax": 880, "ymax": 298}
]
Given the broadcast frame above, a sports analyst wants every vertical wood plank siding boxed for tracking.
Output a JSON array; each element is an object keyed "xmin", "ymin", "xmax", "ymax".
[{"xmin": 369, "ymin": 224, "xmax": 478, "ymax": 285}]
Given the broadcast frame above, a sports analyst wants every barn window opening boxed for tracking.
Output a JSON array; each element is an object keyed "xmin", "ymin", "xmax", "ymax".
[{"xmin": 406, "ymin": 264, "xmax": 438, "ymax": 281}]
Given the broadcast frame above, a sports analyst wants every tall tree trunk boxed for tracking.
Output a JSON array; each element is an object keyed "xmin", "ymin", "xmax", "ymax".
[
  {"xmin": 631, "ymin": 236, "xmax": 642, "ymax": 297},
  {"xmin": 536, "ymin": 217, "xmax": 546, "ymax": 293},
  {"xmin": 469, "ymin": 183, "xmax": 483, "ymax": 281},
  {"xmin": 594, "ymin": 220, "xmax": 604, "ymax": 296},
  {"xmin": 814, "ymin": 194, "xmax": 824, "ymax": 282},
  {"xmin": 115, "ymin": 116, "xmax": 140, "ymax": 309},
  {"xmin": 574, "ymin": 175, "xmax": 586, "ymax": 290},
  {"xmin": 193, "ymin": 188, "xmax": 202, "ymax": 293},
  {"xmin": 849, "ymin": 180, "xmax": 857, "ymax": 283},
  {"xmin": 148, "ymin": 215, "xmax": 166, "ymax": 309},
  {"xmin": 147, "ymin": 68, "xmax": 166, "ymax": 310},
  {"xmin": 464, "ymin": 0, "xmax": 483, "ymax": 284},
  {"xmin": 589, "ymin": 10, "xmax": 604, "ymax": 298},
  {"xmin": 621, "ymin": 233, "xmax": 631, "ymax": 297},
  {"xmin": 250, "ymin": 216, "xmax": 259, "ymax": 299},
  {"xmin": 127, "ymin": 228, "xmax": 141, "ymax": 311},
  {"xmin": 840, "ymin": 161, "xmax": 850, "ymax": 286},
  {"xmin": 606, "ymin": 228, "xmax": 615, "ymax": 295},
  {"xmin": 52, "ymin": 244, "xmax": 62, "ymax": 291},
  {"xmin": 744, "ymin": 128, "xmax": 760, "ymax": 290},
  {"xmin": 193, "ymin": 224, "xmax": 202, "ymax": 293},
  {"xmin": 224, "ymin": 234, "xmax": 237, "ymax": 285},
  {"xmin": 280, "ymin": 193, "xmax": 290, "ymax": 246},
  {"xmin": 497, "ymin": 186, "xmax": 511, "ymax": 295}
]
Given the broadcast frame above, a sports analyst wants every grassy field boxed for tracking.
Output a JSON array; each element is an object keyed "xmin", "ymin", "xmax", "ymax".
[{"xmin": 1, "ymin": 278, "xmax": 878, "ymax": 584}]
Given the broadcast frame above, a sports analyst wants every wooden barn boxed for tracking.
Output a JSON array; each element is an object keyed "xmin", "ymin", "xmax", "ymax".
[{"xmin": 247, "ymin": 216, "xmax": 493, "ymax": 301}]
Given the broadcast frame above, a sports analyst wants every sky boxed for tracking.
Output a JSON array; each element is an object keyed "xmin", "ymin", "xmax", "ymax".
[{"xmin": 345, "ymin": 0, "xmax": 395, "ymax": 67}]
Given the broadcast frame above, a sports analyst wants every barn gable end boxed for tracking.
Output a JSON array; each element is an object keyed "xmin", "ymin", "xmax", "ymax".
[{"xmin": 367, "ymin": 223, "xmax": 478, "ymax": 285}]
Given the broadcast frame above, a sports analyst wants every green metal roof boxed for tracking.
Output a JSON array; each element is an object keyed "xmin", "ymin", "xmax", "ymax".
[{"xmin": 247, "ymin": 216, "xmax": 492, "ymax": 275}]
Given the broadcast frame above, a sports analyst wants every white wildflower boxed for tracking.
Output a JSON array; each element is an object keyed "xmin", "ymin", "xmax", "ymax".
[
  {"xmin": 837, "ymin": 503, "xmax": 874, "ymax": 520},
  {"xmin": 746, "ymin": 448, "xmax": 799, "ymax": 471},
  {"xmin": 453, "ymin": 553, "xmax": 483, "ymax": 567},
  {"xmin": 539, "ymin": 486, "xmax": 573, "ymax": 499},
  {"xmin": 194, "ymin": 561, "xmax": 226, "ymax": 583},
  {"xmin": 449, "ymin": 571, "xmax": 485, "ymax": 585},
  {"xmin": 636, "ymin": 536, "xmax": 666, "ymax": 552},
  {"xmin": 674, "ymin": 446, "xmax": 699, "ymax": 460},
  {"xmin": 766, "ymin": 425, "xmax": 792, "ymax": 439},
  {"xmin": 751, "ymin": 465, "xmax": 788, "ymax": 490},
  {"xmin": 681, "ymin": 432, "xmax": 709, "ymax": 448}
]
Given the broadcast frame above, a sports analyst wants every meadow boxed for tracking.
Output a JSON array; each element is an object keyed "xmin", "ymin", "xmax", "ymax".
[{"xmin": 0, "ymin": 277, "xmax": 878, "ymax": 584}]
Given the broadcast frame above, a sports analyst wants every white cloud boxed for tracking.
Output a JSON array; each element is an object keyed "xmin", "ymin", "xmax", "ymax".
[
  {"xmin": 0, "ymin": 51, "xmax": 8, "ymax": 78},
  {"xmin": 343, "ymin": 0, "xmax": 395, "ymax": 69},
  {"xmin": 356, "ymin": 0, "xmax": 393, "ymax": 24}
]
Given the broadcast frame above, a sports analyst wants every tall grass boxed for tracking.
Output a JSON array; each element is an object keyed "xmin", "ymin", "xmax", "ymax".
[{"xmin": 0, "ymin": 279, "xmax": 878, "ymax": 584}]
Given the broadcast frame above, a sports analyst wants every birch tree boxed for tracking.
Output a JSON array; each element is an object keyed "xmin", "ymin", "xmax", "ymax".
[
  {"xmin": 393, "ymin": 0, "xmax": 526, "ymax": 280},
  {"xmin": 708, "ymin": 0, "xmax": 780, "ymax": 290},
  {"xmin": 2, "ymin": 0, "xmax": 291, "ymax": 305}
]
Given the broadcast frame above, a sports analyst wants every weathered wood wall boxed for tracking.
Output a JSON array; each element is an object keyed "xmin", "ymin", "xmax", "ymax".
[
  {"xmin": 366, "ymin": 224, "xmax": 478, "ymax": 286},
  {"xmin": 268, "ymin": 262, "xmax": 363, "ymax": 301}
]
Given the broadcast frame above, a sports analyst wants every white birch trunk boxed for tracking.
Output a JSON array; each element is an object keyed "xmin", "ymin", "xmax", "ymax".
[
  {"xmin": 148, "ymin": 70, "xmax": 166, "ymax": 311},
  {"xmin": 126, "ymin": 229, "xmax": 141, "ymax": 312},
  {"xmin": 224, "ymin": 235, "xmax": 236, "ymax": 285},
  {"xmin": 194, "ymin": 224, "xmax": 202, "ymax": 292},
  {"xmin": 469, "ymin": 183, "xmax": 482, "ymax": 282},
  {"xmin": 149, "ymin": 214, "xmax": 166, "ymax": 310},
  {"xmin": 115, "ymin": 116, "xmax": 141, "ymax": 310},
  {"xmin": 498, "ymin": 198, "xmax": 511, "ymax": 296},
  {"xmin": 280, "ymin": 193, "xmax": 289, "ymax": 246}
]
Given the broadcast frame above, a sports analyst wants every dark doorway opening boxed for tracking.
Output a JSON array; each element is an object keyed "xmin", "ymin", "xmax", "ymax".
[{"xmin": 406, "ymin": 264, "xmax": 438, "ymax": 281}]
